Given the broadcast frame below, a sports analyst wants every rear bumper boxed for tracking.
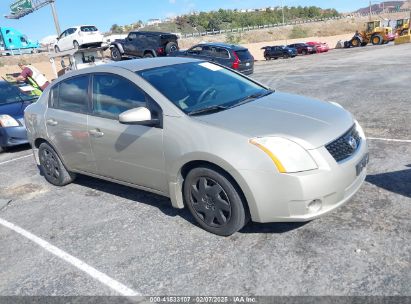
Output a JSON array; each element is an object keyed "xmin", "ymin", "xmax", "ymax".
[{"xmin": 0, "ymin": 125, "xmax": 28, "ymax": 148}]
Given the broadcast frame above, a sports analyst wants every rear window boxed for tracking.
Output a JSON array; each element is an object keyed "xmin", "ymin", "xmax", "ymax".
[
  {"xmin": 235, "ymin": 50, "xmax": 252, "ymax": 60},
  {"xmin": 81, "ymin": 26, "xmax": 98, "ymax": 32}
]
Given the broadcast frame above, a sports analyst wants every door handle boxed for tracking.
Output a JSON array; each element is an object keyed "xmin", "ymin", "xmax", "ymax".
[
  {"xmin": 46, "ymin": 119, "xmax": 58, "ymax": 126},
  {"xmin": 89, "ymin": 129, "xmax": 104, "ymax": 138}
]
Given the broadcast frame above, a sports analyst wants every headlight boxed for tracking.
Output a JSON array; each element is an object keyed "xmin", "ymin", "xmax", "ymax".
[
  {"xmin": 249, "ymin": 137, "xmax": 318, "ymax": 173},
  {"xmin": 355, "ymin": 120, "xmax": 366, "ymax": 139},
  {"xmin": 0, "ymin": 115, "xmax": 19, "ymax": 127}
]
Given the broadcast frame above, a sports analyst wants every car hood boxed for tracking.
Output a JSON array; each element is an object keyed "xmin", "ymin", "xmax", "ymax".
[
  {"xmin": 0, "ymin": 101, "xmax": 31, "ymax": 119},
  {"xmin": 194, "ymin": 92, "xmax": 354, "ymax": 149}
]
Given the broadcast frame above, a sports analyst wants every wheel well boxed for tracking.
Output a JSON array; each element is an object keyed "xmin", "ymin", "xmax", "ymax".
[
  {"xmin": 144, "ymin": 50, "xmax": 155, "ymax": 56},
  {"xmin": 180, "ymin": 160, "xmax": 250, "ymax": 215},
  {"xmin": 34, "ymin": 138, "xmax": 48, "ymax": 148}
]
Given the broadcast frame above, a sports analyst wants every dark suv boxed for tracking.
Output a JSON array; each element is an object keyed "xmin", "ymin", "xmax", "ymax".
[
  {"xmin": 110, "ymin": 31, "xmax": 179, "ymax": 61},
  {"xmin": 172, "ymin": 43, "xmax": 254, "ymax": 75},
  {"xmin": 262, "ymin": 45, "xmax": 297, "ymax": 60}
]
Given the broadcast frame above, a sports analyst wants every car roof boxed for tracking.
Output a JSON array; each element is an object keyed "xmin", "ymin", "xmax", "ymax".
[
  {"xmin": 196, "ymin": 42, "xmax": 248, "ymax": 50},
  {"xmin": 130, "ymin": 31, "xmax": 176, "ymax": 36},
  {"xmin": 107, "ymin": 57, "xmax": 200, "ymax": 71}
]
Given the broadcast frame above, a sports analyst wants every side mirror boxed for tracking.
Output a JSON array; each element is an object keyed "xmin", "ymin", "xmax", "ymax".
[
  {"xmin": 60, "ymin": 60, "xmax": 66, "ymax": 68},
  {"xmin": 119, "ymin": 107, "xmax": 160, "ymax": 127}
]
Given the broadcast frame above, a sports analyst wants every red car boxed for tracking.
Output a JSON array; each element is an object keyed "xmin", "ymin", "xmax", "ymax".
[{"xmin": 306, "ymin": 41, "xmax": 330, "ymax": 53}]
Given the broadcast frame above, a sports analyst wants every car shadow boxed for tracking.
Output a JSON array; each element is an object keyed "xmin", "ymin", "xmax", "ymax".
[
  {"xmin": 366, "ymin": 165, "xmax": 411, "ymax": 198},
  {"xmin": 3, "ymin": 144, "xmax": 31, "ymax": 154},
  {"xmin": 74, "ymin": 174, "xmax": 308, "ymax": 235},
  {"xmin": 73, "ymin": 174, "xmax": 197, "ymax": 225}
]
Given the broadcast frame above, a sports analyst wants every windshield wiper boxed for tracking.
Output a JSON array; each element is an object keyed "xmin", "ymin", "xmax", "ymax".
[
  {"xmin": 229, "ymin": 90, "xmax": 274, "ymax": 109},
  {"xmin": 188, "ymin": 105, "xmax": 228, "ymax": 116}
]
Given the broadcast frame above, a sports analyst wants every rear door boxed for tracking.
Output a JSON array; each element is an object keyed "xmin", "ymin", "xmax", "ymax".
[
  {"xmin": 45, "ymin": 75, "xmax": 96, "ymax": 173},
  {"xmin": 214, "ymin": 47, "xmax": 231, "ymax": 67},
  {"xmin": 87, "ymin": 73, "xmax": 167, "ymax": 192}
]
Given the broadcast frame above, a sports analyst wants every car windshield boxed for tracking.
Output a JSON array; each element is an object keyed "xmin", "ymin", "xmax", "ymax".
[
  {"xmin": 138, "ymin": 62, "xmax": 271, "ymax": 115},
  {"xmin": 0, "ymin": 82, "xmax": 36, "ymax": 105}
]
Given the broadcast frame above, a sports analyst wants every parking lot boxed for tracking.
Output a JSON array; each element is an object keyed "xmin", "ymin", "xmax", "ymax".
[{"xmin": 0, "ymin": 43, "xmax": 410, "ymax": 296}]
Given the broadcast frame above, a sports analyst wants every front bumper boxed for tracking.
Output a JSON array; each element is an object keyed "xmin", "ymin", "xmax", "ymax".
[
  {"xmin": 239, "ymin": 139, "xmax": 369, "ymax": 223},
  {"xmin": 0, "ymin": 123, "xmax": 28, "ymax": 148}
]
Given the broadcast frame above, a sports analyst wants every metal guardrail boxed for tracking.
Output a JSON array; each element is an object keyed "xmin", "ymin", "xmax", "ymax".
[{"xmin": 181, "ymin": 9, "xmax": 411, "ymax": 39}]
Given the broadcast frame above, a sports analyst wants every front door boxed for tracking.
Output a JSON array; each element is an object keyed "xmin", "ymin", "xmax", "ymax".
[
  {"xmin": 45, "ymin": 75, "xmax": 96, "ymax": 173},
  {"xmin": 87, "ymin": 73, "xmax": 167, "ymax": 193}
]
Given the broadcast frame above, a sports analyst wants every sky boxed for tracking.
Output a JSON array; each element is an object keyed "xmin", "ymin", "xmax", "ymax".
[{"xmin": 0, "ymin": 0, "xmax": 372, "ymax": 41}]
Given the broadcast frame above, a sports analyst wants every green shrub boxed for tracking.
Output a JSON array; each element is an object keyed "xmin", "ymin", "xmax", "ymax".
[
  {"xmin": 289, "ymin": 26, "xmax": 309, "ymax": 39},
  {"xmin": 225, "ymin": 32, "xmax": 241, "ymax": 44}
]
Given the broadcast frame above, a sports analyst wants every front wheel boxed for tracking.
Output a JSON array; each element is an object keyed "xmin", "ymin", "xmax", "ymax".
[
  {"xmin": 371, "ymin": 34, "xmax": 382, "ymax": 45},
  {"xmin": 73, "ymin": 40, "xmax": 80, "ymax": 50},
  {"xmin": 183, "ymin": 167, "xmax": 249, "ymax": 236},
  {"xmin": 54, "ymin": 45, "xmax": 60, "ymax": 53},
  {"xmin": 39, "ymin": 142, "xmax": 76, "ymax": 186},
  {"xmin": 144, "ymin": 52, "xmax": 154, "ymax": 58},
  {"xmin": 111, "ymin": 47, "xmax": 122, "ymax": 61}
]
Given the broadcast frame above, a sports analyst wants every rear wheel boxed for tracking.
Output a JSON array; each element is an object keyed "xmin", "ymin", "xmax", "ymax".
[
  {"xmin": 371, "ymin": 34, "xmax": 383, "ymax": 45},
  {"xmin": 283, "ymin": 53, "xmax": 289, "ymax": 59},
  {"xmin": 144, "ymin": 52, "xmax": 154, "ymax": 58},
  {"xmin": 165, "ymin": 41, "xmax": 178, "ymax": 54},
  {"xmin": 265, "ymin": 55, "xmax": 270, "ymax": 60},
  {"xmin": 183, "ymin": 167, "xmax": 249, "ymax": 236},
  {"xmin": 38, "ymin": 142, "xmax": 76, "ymax": 186},
  {"xmin": 302, "ymin": 49, "xmax": 308, "ymax": 55},
  {"xmin": 111, "ymin": 46, "xmax": 122, "ymax": 61}
]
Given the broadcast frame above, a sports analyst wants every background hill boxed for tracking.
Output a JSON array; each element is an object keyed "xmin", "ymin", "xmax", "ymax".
[{"xmin": 355, "ymin": 1, "xmax": 410, "ymax": 14}]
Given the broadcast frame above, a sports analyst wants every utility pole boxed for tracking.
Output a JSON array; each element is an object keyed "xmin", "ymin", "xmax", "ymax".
[
  {"xmin": 369, "ymin": 0, "xmax": 372, "ymax": 21},
  {"xmin": 50, "ymin": 0, "xmax": 61, "ymax": 36}
]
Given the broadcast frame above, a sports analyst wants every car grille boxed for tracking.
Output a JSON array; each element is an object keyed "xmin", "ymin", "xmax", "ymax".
[{"xmin": 326, "ymin": 125, "xmax": 361, "ymax": 162}]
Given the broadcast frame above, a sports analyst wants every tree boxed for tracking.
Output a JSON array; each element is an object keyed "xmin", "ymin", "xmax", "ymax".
[{"xmin": 110, "ymin": 24, "xmax": 123, "ymax": 34}]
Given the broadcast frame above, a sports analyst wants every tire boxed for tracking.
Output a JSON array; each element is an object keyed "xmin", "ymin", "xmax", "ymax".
[
  {"xmin": 350, "ymin": 37, "xmax": 361, "ymax": 47},
  {"xmin": 265, "ymin": 56, "xmax": 270, "ymax": 61},
  {"xmin": 111, "ymin": 46, "xmax": 122, "ymax": 61},
  {"xmin": 165, "ymin": 41, "xmax": 178, "ymax": 54},
  {"xmin": 54, "ymin": 45, "xmax": 60, "ymax": 53},
  {"xmin": 73, "ymin": 40, "xmax": 80, "ymax": 50},
  {"xmin": 38, "ymin": 142, "xmax": 76, "ymax": 186},
  {"xmin": 371, "ymin": 34, "xmax": 382, "ymax": 45},
  {"xmin": 144, "ymin": 52, "xmax": 154, "ymax": 58},
  {"xmin": 183, "ymin": 167, "xmax": 249, "ymax": 236},
  {"xmin": 283, "ymin": 53, "xmax": 289, "ymax": 59},
  {"xmin": 0, "ymin": 146, "xmax": 4, "ymax": 153},
  {"xmin": 302, "ymin": 49, "xmax": 308, "ymax": 55},
  {"xmin": 344, "ymin": 41, "xmax": 350, "ymax": 48},
  {"xmin": 360, "ymin": 42, "xmax": 368, "ymax": 47}
]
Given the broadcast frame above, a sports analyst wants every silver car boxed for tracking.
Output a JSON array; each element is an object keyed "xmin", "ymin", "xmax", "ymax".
[{"xmin": 24, "ymin": 57, "xmax": 369, "ymax": 236}]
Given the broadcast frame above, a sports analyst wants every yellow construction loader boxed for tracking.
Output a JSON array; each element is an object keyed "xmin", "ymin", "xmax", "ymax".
[
  {"xmin": 349, "ymin": 20, "xmax": 395, "ymax": 47},
  {"xmin": 395, "ymin": 18, "xmax": 410, "ymax": 36}
]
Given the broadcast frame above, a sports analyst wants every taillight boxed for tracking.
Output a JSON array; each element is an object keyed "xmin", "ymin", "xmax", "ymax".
[
  {"xmin": 232, "ymin": 51, "xmax": 240, "ymax": 69},
  {"xmin": 156, "ymin": 47, "xmax": 165, "ymax": 55}
]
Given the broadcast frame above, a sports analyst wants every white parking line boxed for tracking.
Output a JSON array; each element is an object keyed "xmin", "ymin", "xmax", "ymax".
[
  {"xmin": 0, "ymin": 217, "xmax": 140, "ymax": 296},
  {"xmin": 368, "ymin": 137, "xmax": 411, "ymax": 143},
  {"xmin": 0, "ymin": 154, "xmax": 32, "ymax": 166}
]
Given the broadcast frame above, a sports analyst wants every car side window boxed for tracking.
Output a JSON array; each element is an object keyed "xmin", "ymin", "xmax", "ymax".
[
  {"xmin": 128, "ymin": 33, "xmax": 137, "ymax": 40},
  {"xmin": 68, "ymin": 28, "xmax": 76, "ymax": 35},
  {"xmin": 92, "ymin": 74, "xmax": 147, "ymax": 119},
  {"xmin": 188, "ymin": 46, "xmax": 202, "ymax": 55},
  {"xmin": 215, "ymin": 48, "xmax": 230, "ymax": 59},
  {"xmin": 201, "ymin": 46, "xmax": 213, "ymax": 57},
  {"xmin": 54, "ymin": 76, "xmax": 90, "ymax": 113}
]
